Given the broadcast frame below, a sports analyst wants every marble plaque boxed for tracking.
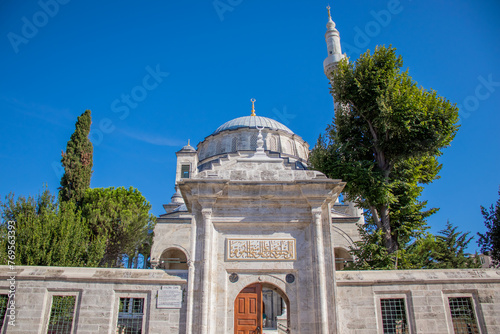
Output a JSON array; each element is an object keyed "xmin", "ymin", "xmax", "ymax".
[
  {"xmin": 157, "ymin": 285, "xmax": 182, "ymax": 309},
  {"xmin": 226, "ymin": 238, "xmax": 296, "ymax": 261}
]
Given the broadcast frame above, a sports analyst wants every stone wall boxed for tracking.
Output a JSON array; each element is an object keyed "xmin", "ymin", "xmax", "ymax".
[
  {"xmin": 1, "ymin": 266, "xmax": 499, "ymax": 333},
  {"xmin": 0, "ymin": 266, "xmax": 188, "ymax": 334},
  {"xmin": 335, "ymin": 269, "xmax": 500, "ymax": 334}
]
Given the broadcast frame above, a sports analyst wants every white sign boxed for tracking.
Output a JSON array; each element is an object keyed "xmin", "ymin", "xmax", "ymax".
[{"xmin": 157, "ymin": 285, "xmax": 182, "ymax": 309}]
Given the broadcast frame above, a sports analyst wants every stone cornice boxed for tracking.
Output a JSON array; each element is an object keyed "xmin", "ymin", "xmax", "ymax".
[
  {"xmin": 0, "ymin": 266, "xmax": 188, "ymax": 285},
  {"xmin": 336, "ymin": 269, "xmax": 500, "ymax": 286}
]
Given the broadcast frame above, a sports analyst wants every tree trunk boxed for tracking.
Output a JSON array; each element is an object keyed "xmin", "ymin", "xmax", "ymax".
[{"xmin": 379, "ymin": 205, "xmax": 397, "ymax": 254}]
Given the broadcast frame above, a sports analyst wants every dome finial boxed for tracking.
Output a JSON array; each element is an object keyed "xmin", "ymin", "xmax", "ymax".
[
  {"xmin": 250, "ymin": 98, "xmax": 256, "ymax": 116},
  {"xmin": 327, "ymin": 5, "xmax": 332, "ymax": 20}
]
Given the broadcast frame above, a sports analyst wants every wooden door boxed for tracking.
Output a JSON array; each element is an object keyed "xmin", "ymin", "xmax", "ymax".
[{"xmin": 234, "ymin": 283, "xmax": 262, "ymax": 334}]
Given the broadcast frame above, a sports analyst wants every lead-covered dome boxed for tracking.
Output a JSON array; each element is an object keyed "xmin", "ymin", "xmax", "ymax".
[
  {"xmin": 196, "ymin": 114, "xmax": 309, "ymax": 164},
  {"xmin": 213, "ymin": 116, "xmax": 293, "ymax": 135}
]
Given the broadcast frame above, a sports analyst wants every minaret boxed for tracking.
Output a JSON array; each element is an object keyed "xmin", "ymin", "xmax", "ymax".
[{"xmin": 323, "ymin": 6, "xmax": 345, "ymax": 81}]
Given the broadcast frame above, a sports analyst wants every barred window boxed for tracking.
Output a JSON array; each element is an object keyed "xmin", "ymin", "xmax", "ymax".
[
  {"xmin": 117, "ymin": 298, "xmax": 144, "ymax": 334},
  {"xmin": 380, "ymin": 298, "xmax": 409, "ymax": 334},
  {"xmin": 216, "ymin": 140, "xmax": 223, "ymax": 154},
  {"xmin": 181, "ymin": 165, "xmax": 190, "ymax": 179},
  {"xmin": 250, "ymin": 133, "xmax": 258, "ymax": 148},
  {"xmin": 47, "ymin": 295, "xmax": 76, "ymax": 334},
  {"xmin": 231, "ymin": 137, "xmax": 237, "ymax": 152},
  {"xmin": 269, "ymin": 137, "xmax": 277, "ymax": 151},
  {"xmin": 448, "ymin": 297, "xmax": 480, "ymax": 334},
  {"xmin": 0, "ymin": 295, "xmax": 8, "ymax": 330}
]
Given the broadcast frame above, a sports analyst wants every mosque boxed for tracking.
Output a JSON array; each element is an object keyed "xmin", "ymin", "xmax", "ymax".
[{"xmin": 1, "ymin": 8, "xmax": 499, "ymax": 334}]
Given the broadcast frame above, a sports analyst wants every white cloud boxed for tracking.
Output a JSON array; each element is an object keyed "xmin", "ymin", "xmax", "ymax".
[{"xmin": 119, "ymin": 128, "xmax": 185, "ymax": 147}]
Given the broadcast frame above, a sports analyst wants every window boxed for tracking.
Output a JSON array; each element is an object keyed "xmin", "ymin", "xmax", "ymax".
[
  {"xmin": 448, "ymin": 297, "xmax": 480, "ymax": 334},
  {"xmin": 117, "ymin": 298, "xmax": 144, "ymax": 334},
  {"xmin": 231, "ymin": 137, "xmax": 237, "ymax": 152},
  {"xmin": 0, "ymin": 295, "xmax": 8, "ymax": 330},
  {"xmin": 181, "ymin": 165, "xmax": 190, "ymax": 179},
  {"xmin": 216, "ymin": 140, "xmax": 223, "ymax": 154},
  {"xmin": 380, "ymin": 298, "xmax": 409, "ymax": 334},
  {"xmin": 47, "ymin": 295, "xmax": 76, "ymax": 333}
]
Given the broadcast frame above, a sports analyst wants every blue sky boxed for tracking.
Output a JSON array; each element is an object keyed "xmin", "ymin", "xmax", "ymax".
[{"xmin": 1, "ymin": 1, "xmax": 499, "ymax": 251}]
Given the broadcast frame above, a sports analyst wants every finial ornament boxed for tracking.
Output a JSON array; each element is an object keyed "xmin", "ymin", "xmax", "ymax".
[
  {"xmin": 327, "ymin": 5, "xmax": 331, "ymax": 20},
  {"xmin": 188, "ymin": 139, "xmax": 190, "ymax": 146},
  {"xmin": 250, "ymin": 98, "xmax": 256, "ymax": 116}
]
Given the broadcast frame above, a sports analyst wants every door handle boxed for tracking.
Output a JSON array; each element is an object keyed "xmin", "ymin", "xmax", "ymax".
[{"xmin": 256, "ymin": 326, "xmax": 261, "ymax": 333}]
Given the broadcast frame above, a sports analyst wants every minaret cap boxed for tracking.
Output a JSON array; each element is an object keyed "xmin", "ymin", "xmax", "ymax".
[{"xmin": 326, "ymin": 5, "xmax": 337, "ymax": 30}]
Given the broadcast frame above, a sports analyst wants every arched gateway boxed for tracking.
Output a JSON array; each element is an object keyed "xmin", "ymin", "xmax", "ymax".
[
  {"xmin": 148, "ymin": 102, "xmax": 362, "ymax": 332},
  {"xmin": 234, "ymin": 283, "xmax": 289, "ymax": 334}
]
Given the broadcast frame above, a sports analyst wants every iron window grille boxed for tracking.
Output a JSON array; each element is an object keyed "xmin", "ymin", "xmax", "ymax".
[
  {"xmin": 181, "ymin": 165, "xmax": 190, "ymax": 179},
  {"xmin": 448, "ymin": 297, "xmax": 480, "ymax": 334},
  {"xmin": 47, "ymin": 295, "xmax": 76, "ymax": 334},
  {"xmin": 117, "ymin": 298, "xmax": 144, "ymax": 334},
  {"xmin": 380, "ymin": 298, "xmax": 409, "ymax": 334},
  {"xmin": 0, "ymin": 295, "xmax": 8, "ymax": 330}
]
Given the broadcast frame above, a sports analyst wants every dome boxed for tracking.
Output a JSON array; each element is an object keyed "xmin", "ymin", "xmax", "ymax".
[{"xmin": 212, "ymin": 116, "xmax": 293, "ymax": 135}]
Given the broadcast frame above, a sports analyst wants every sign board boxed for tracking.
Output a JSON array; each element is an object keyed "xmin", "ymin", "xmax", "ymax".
[
  {"xmin": 157, "ymin": 285, "xmax": 182, "ymax": 309},
  {"xmin": 226, "ymin": 238, "xmax": 296, "ymax": 261}
]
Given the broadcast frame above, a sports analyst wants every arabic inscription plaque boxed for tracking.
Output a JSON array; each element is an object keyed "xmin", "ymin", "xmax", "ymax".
[{"xmin": 226, "ymin": 238, "xmax": 296, "ymax": 261}]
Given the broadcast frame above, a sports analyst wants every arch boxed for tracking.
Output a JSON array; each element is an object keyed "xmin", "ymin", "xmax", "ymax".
[
  {"xmin": 334, "ymin": 247, "xmax": 353, "ymax": 271},
  {"xmin": 234, "ymin": 282, "xmax": 290, "ymax": 333},
  {"xmin": 158, "ymin": 247, "xmax": 188, "ymax": 270}
]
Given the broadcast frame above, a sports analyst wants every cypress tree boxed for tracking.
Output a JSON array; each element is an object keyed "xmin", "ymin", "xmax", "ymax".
[{"xmin": 59, "ymin": 110, "xmax": 93, "ymax": 204}]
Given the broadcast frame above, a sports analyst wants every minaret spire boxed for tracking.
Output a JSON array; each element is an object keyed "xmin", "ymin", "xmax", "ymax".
[{"xmin": 323, "ymin": 5, "xmax": 345, "ymax": 81}]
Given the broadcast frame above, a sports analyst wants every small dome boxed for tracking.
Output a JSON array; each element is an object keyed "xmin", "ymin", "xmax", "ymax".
[
  {"xmin": 213, "ymin": 116, "xmax": 293, "ymax": 135},
  {"xmin": 180, "ymin": 143, "xmax": 196, "ymax": 152}
]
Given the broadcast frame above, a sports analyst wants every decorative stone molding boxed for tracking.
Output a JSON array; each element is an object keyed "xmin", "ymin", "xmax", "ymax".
[
  {"xmin": 312, "ymin": 208, "xmax": 322, "ymax": 221},
  {"xmin": 201, "ymin": 208, "xmax": 212, "ymax": 219}
]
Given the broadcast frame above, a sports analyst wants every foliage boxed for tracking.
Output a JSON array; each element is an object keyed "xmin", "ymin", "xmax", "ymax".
[
  {"xmin": 311, "ymin": 45, "xmax": 459, "ymax": 259},
  {"xmin": 59, "ymin": 110, "xmax": 93, "ymax": 205},
  {"xmin": 347, "ymin": 221, "xmax": 479, "ymax": 269},
  {"xmin": 477, "ymin": 189, "xmax": 500, "ymax": 267},
  {"xmin": 0, "ymin": 188, "xmax": 106, "ymax": 267},
  {"xmin": 430, "ymin": 221, "xmax": 479, "ymax": 269},
  {"xmin": 81, "ymin": 187, "xmax": 156, "ymax": 267}
]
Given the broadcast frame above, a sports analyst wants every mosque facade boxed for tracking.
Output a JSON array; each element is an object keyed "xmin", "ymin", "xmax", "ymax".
[{"xmin": 1, "ymin": 8, "xmax": 499, "ymax": 334}]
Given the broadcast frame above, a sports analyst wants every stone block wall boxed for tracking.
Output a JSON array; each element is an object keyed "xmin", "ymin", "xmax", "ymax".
[
  {"xmin": 335, "ymin": 269, "xmax": 500, "ymax": 334},
  {"xmin": 0, "ymin": 266, "xmax": 188, "ymax": 334}
]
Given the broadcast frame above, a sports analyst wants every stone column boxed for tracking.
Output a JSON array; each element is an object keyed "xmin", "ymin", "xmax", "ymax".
[
  {"xmin": 313, "ymin": 208, "xmax": 329, "ymax": 334},
  {"xmin": 186, "ymin": 216, "xmax": 197, "ymax": 334},
  {"xmin": 200, "ymin": 208, "xmax": 212, "ymax": 333}
]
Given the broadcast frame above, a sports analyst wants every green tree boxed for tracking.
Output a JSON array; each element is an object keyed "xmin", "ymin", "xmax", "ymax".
[
  {"xmin": 59, "ymin": 110, "xmax": 93, "ymax": 205},
  {"xmin": 81, "ymin": 187, "xmax": 156, "ymax": 267},
  {"xmin": 431, "ymin": 221, "xmax": 479, "ymax": 269},
  {"xmin": 311, "ymin": 46, "xmax": 459, "ymax": 260},
  {"xmin": 478, "ymin": 189, "xmax": 500, "ymax": 267},
  {"xmin": 0, "ymin": 188, "xmax": 105, "ymax": 267},
  {"xmin": 348, "ymin": 222, "xmax": 479, "ymax": 270}
]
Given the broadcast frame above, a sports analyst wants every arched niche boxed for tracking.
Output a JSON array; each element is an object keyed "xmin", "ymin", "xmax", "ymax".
[
  {"xmin": 334, "ymin": 247, "xmax": 353, "ymax": 270},
  {"xmin": 159, "ymin": 247, "xmax": 188, "ymax": 270}
]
